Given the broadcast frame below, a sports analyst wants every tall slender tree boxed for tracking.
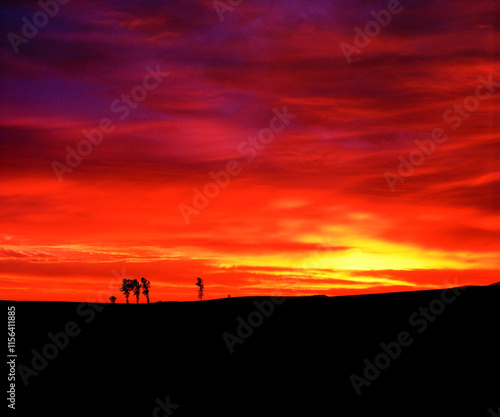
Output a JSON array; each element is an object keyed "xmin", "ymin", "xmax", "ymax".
[
  {"xmin": 141, "ymin": 277, "xmax": 151, "ymax": 304},
  {"xmin": 195, "ymin": 277, "xmax": 204, "ymax": 301},
  {"xmin": 119, "ymin": 279, "xmax": 133, "ymax": 304},
  {"xmin": 131, "ymin": 279, "xmax": 141, "ymax": 304}
]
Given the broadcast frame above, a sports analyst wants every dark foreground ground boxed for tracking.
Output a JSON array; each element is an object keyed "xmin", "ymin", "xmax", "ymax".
[{"xmin": 2, "ymin": 285, "xmax": 500, "ymax": 416}]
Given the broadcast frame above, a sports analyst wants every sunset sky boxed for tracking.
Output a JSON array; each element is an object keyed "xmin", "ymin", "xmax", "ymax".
[{"xmin": 1, "ymin": 0, "xmax": 499, "ymax": 302}]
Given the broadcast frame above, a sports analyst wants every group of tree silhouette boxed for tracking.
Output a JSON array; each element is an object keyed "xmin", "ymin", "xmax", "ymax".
[
  {"xmin": 109, "ymin": 277, "xmax": 205, "ymax": 303},
  {"xmin": 115, "ymin": 277, "xmax": 151, "ymax": 304}
]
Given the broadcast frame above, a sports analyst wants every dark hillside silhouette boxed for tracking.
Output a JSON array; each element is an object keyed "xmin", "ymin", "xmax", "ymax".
[{"xmin": 6, "ymin": 285, "xmax": 500, "ymax": 417}]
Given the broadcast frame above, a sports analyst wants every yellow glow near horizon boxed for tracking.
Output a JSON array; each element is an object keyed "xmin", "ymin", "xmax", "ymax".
[{"xmin": 216, "ymin": 234, "xmax": 500, "ymax": 280}]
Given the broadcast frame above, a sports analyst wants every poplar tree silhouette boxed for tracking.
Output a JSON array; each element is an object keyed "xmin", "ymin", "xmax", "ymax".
[
  {"xmin": 131, "ymin": 279, "xmax": 141, "ymax": 304},
  {"xmin": 195, "ymin": 277, "xmax": 204, "ymax": 301},
  {"xmin": 119, "ymin": 279, "xmax": 133, "ymax": 304},
  {"xmin": 141, "ymin": 277, "xmax": 151, "ymax": 304}
]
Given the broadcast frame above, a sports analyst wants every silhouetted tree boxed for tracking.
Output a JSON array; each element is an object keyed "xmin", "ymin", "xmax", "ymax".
[
  {"xmin": 119, "ymin": 279, "xmax": 133, "ymax": 304},
  {"xmin": 141, "ymin": 277, "xmax": 151, "ymax": 304},
  {"xmin": 195, "ymin": 277, "xmax": 204, "ymax": 301},
  {"xmin": 109, "ymin": 296, "xmax": 117, "ymax": 304},
  {"xmin": 131, "ymin": 279, "xmax": 141, "ymax": 304}
]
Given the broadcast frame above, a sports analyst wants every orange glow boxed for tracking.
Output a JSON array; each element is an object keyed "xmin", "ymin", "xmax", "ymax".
[{"xmin": 1, "ymin": 0, "xmax": 499, "ymax": 302}]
